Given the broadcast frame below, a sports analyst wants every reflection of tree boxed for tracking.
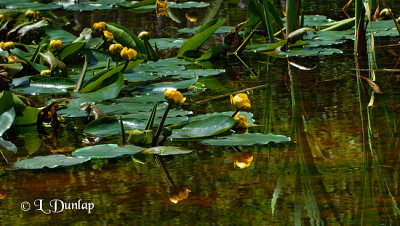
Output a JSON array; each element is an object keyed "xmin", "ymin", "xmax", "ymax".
[{"xmin": 156, "ymin": 155, "xmax": 190, "ymax": 204}]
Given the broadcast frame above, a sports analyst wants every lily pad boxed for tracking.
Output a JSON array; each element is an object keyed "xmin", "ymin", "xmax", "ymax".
[
  {"xmin": 72, "ymin": 144, "xmax": 144, "ymax": 158},
  {"xmin": 189, "ymin": 111, "xmax": 255, "ymax": 124},
  {"xmin": 171, "ymin": 115, "xmax": 235, "ymax": 139},
  {"xmin": 149, "ymin": 38, "xmax": 185, "ymax": 50},
  {"xmin": 178, "ymin": 26, "xmax": 234, "ymax": 34},
  {"xmin": 201, "ymin": 133, "xmax": 290, "ymax": 146},
  {"xmin": 6, "ymin": 2, "xmax": 62, "ymax": 10},
  {"xmin": 45, "ymin": 26, "xmax": 77, "ymax": 44},
  {"xmin": 83, "ymin": 116, "xmax": 146, "ymax": 136},
  {"xmin": 14, "ymin": 155, "xmax": 90, "ymax": 169},
  {"xmin": 275, "ymin": 48, "xmax": 343, "ymax": 57},
  {"xmin": 64, "ymin": 2, "xmax": 113, "ymax": 11},
  {"xmin": 142, "ymin": 146, "xmax": 192, "ymax": 155},
  {"xmin": 132, "ymin": 77, "xmax": 198, "ymax": 94}
]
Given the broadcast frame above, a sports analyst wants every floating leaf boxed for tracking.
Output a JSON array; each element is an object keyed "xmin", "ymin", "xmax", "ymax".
[
  {"xmin": 72, "ymin": 144, "xmax": 144, "ymax": 158},
  {"xmin": 14, "ymin": 155, "xmax": 90, "ymax": 169},
  {"xmin": 142, "ymin": 146, "xmax": 192, "ymax": 155},
  {"xmin": 189, "ymin": 111, "xmax": 255, "ymax": 124},
  {"xmin": 201, "ymin": 133, "xmax": 290, "ymax": 146},
  {"xmin": 171, "ymin": 115, "xmax": 235, "ymax": 139},
  {"xmin": 178, "ymin": 26, "xmax": 234, "ymax": 34},
  {"xmin": 0, "ymin": 107, "xmax": 15, "ymax": 137},
  {"xmin": 59, "ymin": 41, "xmax": 85, "ymax": 61},
  {"xmin": 276, "ymin": 48, "xmax": 343, "ymax": 57},
  {"xmin": 13, "ymin": 106, "xmax": 39, "ymax": 125},
  {"xmin": 6, "ymin": 2, "xmax": 62, "ymax": 10},
  {"xmin": 132, "ymin": 77, "xmax": 198, "ymax": 94},
  {"xmin": 149, "ymin": 38, "xmax": 185, "ymax": 50},
  {"xmin": 44, "ymin": 26, "xmax": 77, "ymax": 44},
  {"xmin": 0, "ymin": 137, "xmax": 17, "ymax": 153}
]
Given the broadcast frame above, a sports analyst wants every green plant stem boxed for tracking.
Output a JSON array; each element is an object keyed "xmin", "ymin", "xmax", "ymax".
[
  {"xmin": 158, "ymin": 135, "xmax": 168, "ymax": 146},
  {"xmin": 156, "ymin": 155, "xmax": 176, "ymax": 187},
  {"xmin": 152, "ymin": 104, "xmax": 170, "ymax": 146},
  {"xmin": 120, "ymin": 60, "xmax": 129, "ymax": 73},
  {"xmin": 231, "ymin": 109, "xmax": 240, "ymax": 118},
  {"xmin": 120, "ymin": 116, "xmax": 126, "ymax": 145},
  {"xmin": 0, "ymin": 150, "xmax": 8, "ymax": 163}
]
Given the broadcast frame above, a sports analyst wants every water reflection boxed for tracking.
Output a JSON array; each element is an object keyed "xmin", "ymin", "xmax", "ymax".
[{"xmin": 156, "ymin": 155, "xmax": 190, "ymax": 204}]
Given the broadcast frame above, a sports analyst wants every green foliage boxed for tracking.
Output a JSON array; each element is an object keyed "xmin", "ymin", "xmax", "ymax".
[
  {"xmin": 72, "ymin": 144, "xmax": 144, "ymax": 158},
  {"xmin": 201, "ymin": 133, "xmax": 290, "ymax": 146},
  {"xmin": 14, "ymin": 154, "xmax": 90, "ymax": 169}
]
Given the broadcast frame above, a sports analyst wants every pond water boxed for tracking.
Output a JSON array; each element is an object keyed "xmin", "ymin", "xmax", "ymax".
[{"xmin": 1, "ymin": 0, "xmax": 400, "ymax": 225}]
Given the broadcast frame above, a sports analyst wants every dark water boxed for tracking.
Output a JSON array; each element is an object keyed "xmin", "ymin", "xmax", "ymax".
[{"xmin": 1, "ymin": 0, "xmax": 400, "ymax": 225}]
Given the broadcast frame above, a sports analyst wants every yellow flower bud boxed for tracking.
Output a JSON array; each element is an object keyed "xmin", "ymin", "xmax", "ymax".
[
  {"xmin": 164, "ymin": 88, "xmax": 186, "ymax": 107},
  {"xmin": 169, "ymin": 186, "xmax": 190, "ymax": 204},
  {"xmin": 234, "ymin": 153, "xmax": 254, "ymax": 169},
  {"xmin": 49, "ymin": 40, "xmax": 63, "ymax": 50},
  {"xmin": 138, "ymin": 31, "xmax": 150, "ymax": 40},
  {"xmin": 25, "ymin": 10, "xmax": 39, "ymax": 19},
  {"xmin": 40, "ymin": 70, "xmax": 52, "ymax": 75},
  {"xmin": 0, "ymin": 188, "xmax": 6, "ymax": 200},
  {"xmin": 93, "ymin": 22, "xmax": 106, "ymax": 32},
  {"xmin": 109, "ymin": 43, "xmax": 123, "ymax": 55},
  {"xmin": 230, "ymin": 93, "xmax": 251, "ymax": 111},
  {"xmin": 234, "ymin": 114, "xmax": 248, "ymax": 130},
  {"xmin": 0, "ymin": 42, "xmax": 15, "ymax": 51},
  {"xmin": 120, "ymin": 47, "xmax": 138, "ymax": 61},
  {"xmin": 8, "ymin": 55, "xmax": 20, "ymax": 64},
  {"xmin": 103, "ymin": 30, "xmax": 114, "ymax": 42}
]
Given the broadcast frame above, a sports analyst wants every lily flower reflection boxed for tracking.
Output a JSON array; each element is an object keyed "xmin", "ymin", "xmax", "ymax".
[
  {"xmin": 156, "ymin": 0, "xmax": 168, "ymax": 17},
  {"xmin": 234, "ymin": 153, "xmax": 254, "ymax": 169},
  {"xmin": 0, "ymin": 188, "xmax": 6, "ymax": 199},
  {"xmin": 169, "ymin": 186, "xmax": 191, "ymax": 204}
]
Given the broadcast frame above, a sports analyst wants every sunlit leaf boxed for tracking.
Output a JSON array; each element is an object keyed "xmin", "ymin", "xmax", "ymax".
[
  {"xmin": 45, "ymin": 26, "xmax": 77, "ymax": 44},
  {"xmin": 106, "ymin": 23, "xmax": 146, "ymax": 54},
  {"xmin": 171, "ymin": 115, "xmax": 235, "ymax": 139},
  {"xmin": 83, "ymin": 116, "xmax": 146, "ymax": 136},
  {"xmin": 276, "ymin": 48, "xmax": 343, "ymax": 57},
  {"xmin": 178, "ymin": 26, "xmax": 234, "ymax": 34},
  {"xmin": 72, "ymin": 144, "xmax": 144, "ymax": 158},
  {"xmin": 14, "ymin": 155, "xmax": 90, "ymax": 169},
  {"xmin": 59, "ymin": 41, "xmax": 85, "ymax": 61},
  {"xmin": 201, "ymin": 133, "xmax": 290, "ymax": 146},
  {"xmin": 142, "ymin": 146, "xmax": 192, "ymax": 155},
  {"xmin": 13, "ymin": 106, "xmax": 39, "ymax": 125}
]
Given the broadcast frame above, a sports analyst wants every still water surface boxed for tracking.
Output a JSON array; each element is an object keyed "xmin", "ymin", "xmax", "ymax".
[{"xmin": 1, "ymin": 0, "xmax": 400, "ymax": 225}]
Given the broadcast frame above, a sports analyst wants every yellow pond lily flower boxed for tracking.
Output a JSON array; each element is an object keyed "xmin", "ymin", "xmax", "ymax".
[
  {"xmin": 25, "ymin": 10, "xmax": 39, "ymax": 19},
  {"xmin": 8, "ymin": 55, "xmax": 21, "ymax": 64},
  {"xmin": 93, "ymin": 22, "xmax": 106, "ymax": 32},
  {"xmin": 234, "ymin": 114, "xmax": 248, "ymax": 130},
  {"xmin": 234, "ymin": 153, "xmax": 254, "ymax": 169},
  {"xmin": 156, "ymin": 0, "xmax": 168, "ymax": 17},
  {"xmin": 49, "ymin": 40, "xmax": 63, "ymax": 49},
  {"xmin": 120, "ymin": 47, "xmax": 138, "ymax": 61},
  {"xmin": 230, "ymin": 93, "xmax": 251, "ymax": 111},
  {"xmin": 109, "ymin": 43, "xmax": 123, "ymax": 55},
  {"xmin": 103, "ymin": 30, "xmax": 114, "ymax": 42},
  {"xmin": 0, "ymin": 41, "xmax": 15, "ymax": 51},
  {"xmin": 164, "ymin": 89, "xmax": 186, "ymax": 107},
  {"xmin": 138, "ymin": 31, "xmax": 150, "ymax": 40},
  {"xmin": 40, "ymin": 70, "xmax": 52, "ymax": 75},
  {"xmin": 169, "ymin": 186, "xmax": 190, "ymax": 204},
  {"xmin": 0, "ymin": 189, "xmax": 6, "ymax": 199}
]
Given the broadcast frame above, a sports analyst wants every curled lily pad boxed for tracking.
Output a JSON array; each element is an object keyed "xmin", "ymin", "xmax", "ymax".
[
  {"xmin": 14, "ymin": 155, "xmax": 90, "ymax": 169},
  {"xmin": 201, "ymin": 133, "xmax": 290, "ymax": 146},
  {"xmin": 72, "ymin": 144, "xmax": 144, "ymax": 158},
  {"xmin": 171, "ymin": 115, "xmax": 235, "ymax": 139},
  {"xmin": 142, "ymin": 146, "xmax": 192, "ymax": 155}
]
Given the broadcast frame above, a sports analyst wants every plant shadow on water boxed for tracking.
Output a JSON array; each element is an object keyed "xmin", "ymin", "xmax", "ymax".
[{"xmin": 1, "ymin": 0, "xmax": 400, "ymax": 225}]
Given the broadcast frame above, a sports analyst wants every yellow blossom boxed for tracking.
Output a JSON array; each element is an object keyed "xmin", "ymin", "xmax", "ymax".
[
  {"xmin": 120, "ymin": 47, "xmax": 138, "ymax": 61},
  {"xmin": 49, "ymin": 40, "xmax": 63, "ymax": 49},
  {"xmin": 185, "ymin": 13, "xmax": 197, "ymax": 22},
  {"xmin": 40, "ymin": 70, "xmax": 52, "ymax": 75},
  {"xmin": 230, "ymin": 93, "xmax": 251, "ymax": 111},
  {"xmin": 109, "ymin": 43, "xmax": 123, "ymax": 55},
  {"xmin": 234, "ymin": 114, "xmax": 248, "ymax": 130},
  {"xmin": 25, "ymin": 10, "xmax": 39, "ymax": 19},
  {"xmin": 234, "ymin": 153, "xmax": 254, "ymax": 169},
  {"xmin": 138, "ymin": 31, "xmax": 150, "ymax": 40},
  {"xmin": 0, "ymin": 189, "xmax": 6, "ymax": 199},
  {"xmin": 164, "ymin": 88, "xmax": 186, "ymax": 107},
  {"xmin": 0, "ymin": 41, "xmax": 15, "ymax": 51},
  {"xmin": 156, "ymin": 0, "xmax": 168, "ymax": 17},
  {"xmin": 169, "ymin": 186, "xmax": 190, "ymax": 204},
  {"xmin": 8, "ymin": 55, "xmax": 21, "ymax": 64},
  {"xmin": 103, "ymin": 30, "xmax": 114, "ymax": 42},
  {"xmin": 93, "ymin": 22, "xmax": 106, "ymax": 32}
]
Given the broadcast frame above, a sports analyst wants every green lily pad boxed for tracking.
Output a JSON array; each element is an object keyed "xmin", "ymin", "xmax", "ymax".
[
  {"xmin": 45, "ymin": 26, "xmax": 77, "ymax": 44},
  {"xmin": 13, "ymin": 106, "xmax": 39, "ymax": 125},
  {"xmin": 142, "ymin": 146, "xmax": 192, "ymax": 155},
  {"xmin": 276, "ymin": 48, "xmax": 343, "ymax": 57},
  {"xmin": 168, "ymin": 1, "xmax": 209, "ymax": 9},
  {"xmin": 173, "ymin": 69, "xmax": 225, "ymax": 79},
  {"xmin": 11, "ymin": 77, "xmax": 76, "ymax": 94},
  {"xmin": 201, "ymin": 133, "xmax": 290, "ymax": 146},
  {"xmin": 116, "ymin": 94, "xmax": 165, "ymax": 104},
  {"xmin": 0, "ymin": 107, "xmax": 15, "ymax": 137},
  {"xmin": 178, "ymin": 26, "xmax": 234, "ymax": 34},
  {"xmin": 189, "ymin": 111, "xmax": 255, "ymax": 124},
  {"xmin": 72, "ymin": 144, "xmax": 144, "ymax": 158},
  {"xmin": 0, "ymin": 0, "xmax": 29, "ymax": 6},
  {"xmin": 133, "ymin": 77, "xmax": 198, "ymax": 94},
  {"xmin": 14, "ymin": 155, "xmax": 90, "ymax": 169},
  {"xmin": 171, "ymin": 115, "xmax": 235, "ymax": 139},
  {"xmin": 0, "ymin": 137, "xmax": 17, "ymax": 153},
  {"xmin": 6, "ymin": 2, "xmax": 63, "ymax": 10},
  {"xmin": 64, "ymin": 2, "xmax": 113, "ymax": 11},
  {"xmin": 149, "ymin": 38, "xmax": 185, "ymax": 50}
]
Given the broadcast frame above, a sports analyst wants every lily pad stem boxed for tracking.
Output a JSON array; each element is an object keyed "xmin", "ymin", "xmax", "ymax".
[
  {"xmin": 156, "ymin": 155, "xmax": 176, "ymax": 187},
  {"xmin": 231, "ymin": 109, "xmax": 240, "ymax": 118},
  {"xmin": 0, "ymin": 150, "xmax": 8, "ymax": 163},
  {"xmin": 120, "ymin": 116, "xmax": 126, "ymax": 145},
  {"xmin": 152, "ymin": 104, "xmax": 170, "ymax": 146},
  {"xmin": 120, "ymin": 60, "xmax": 129, "ymax": 73}
]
